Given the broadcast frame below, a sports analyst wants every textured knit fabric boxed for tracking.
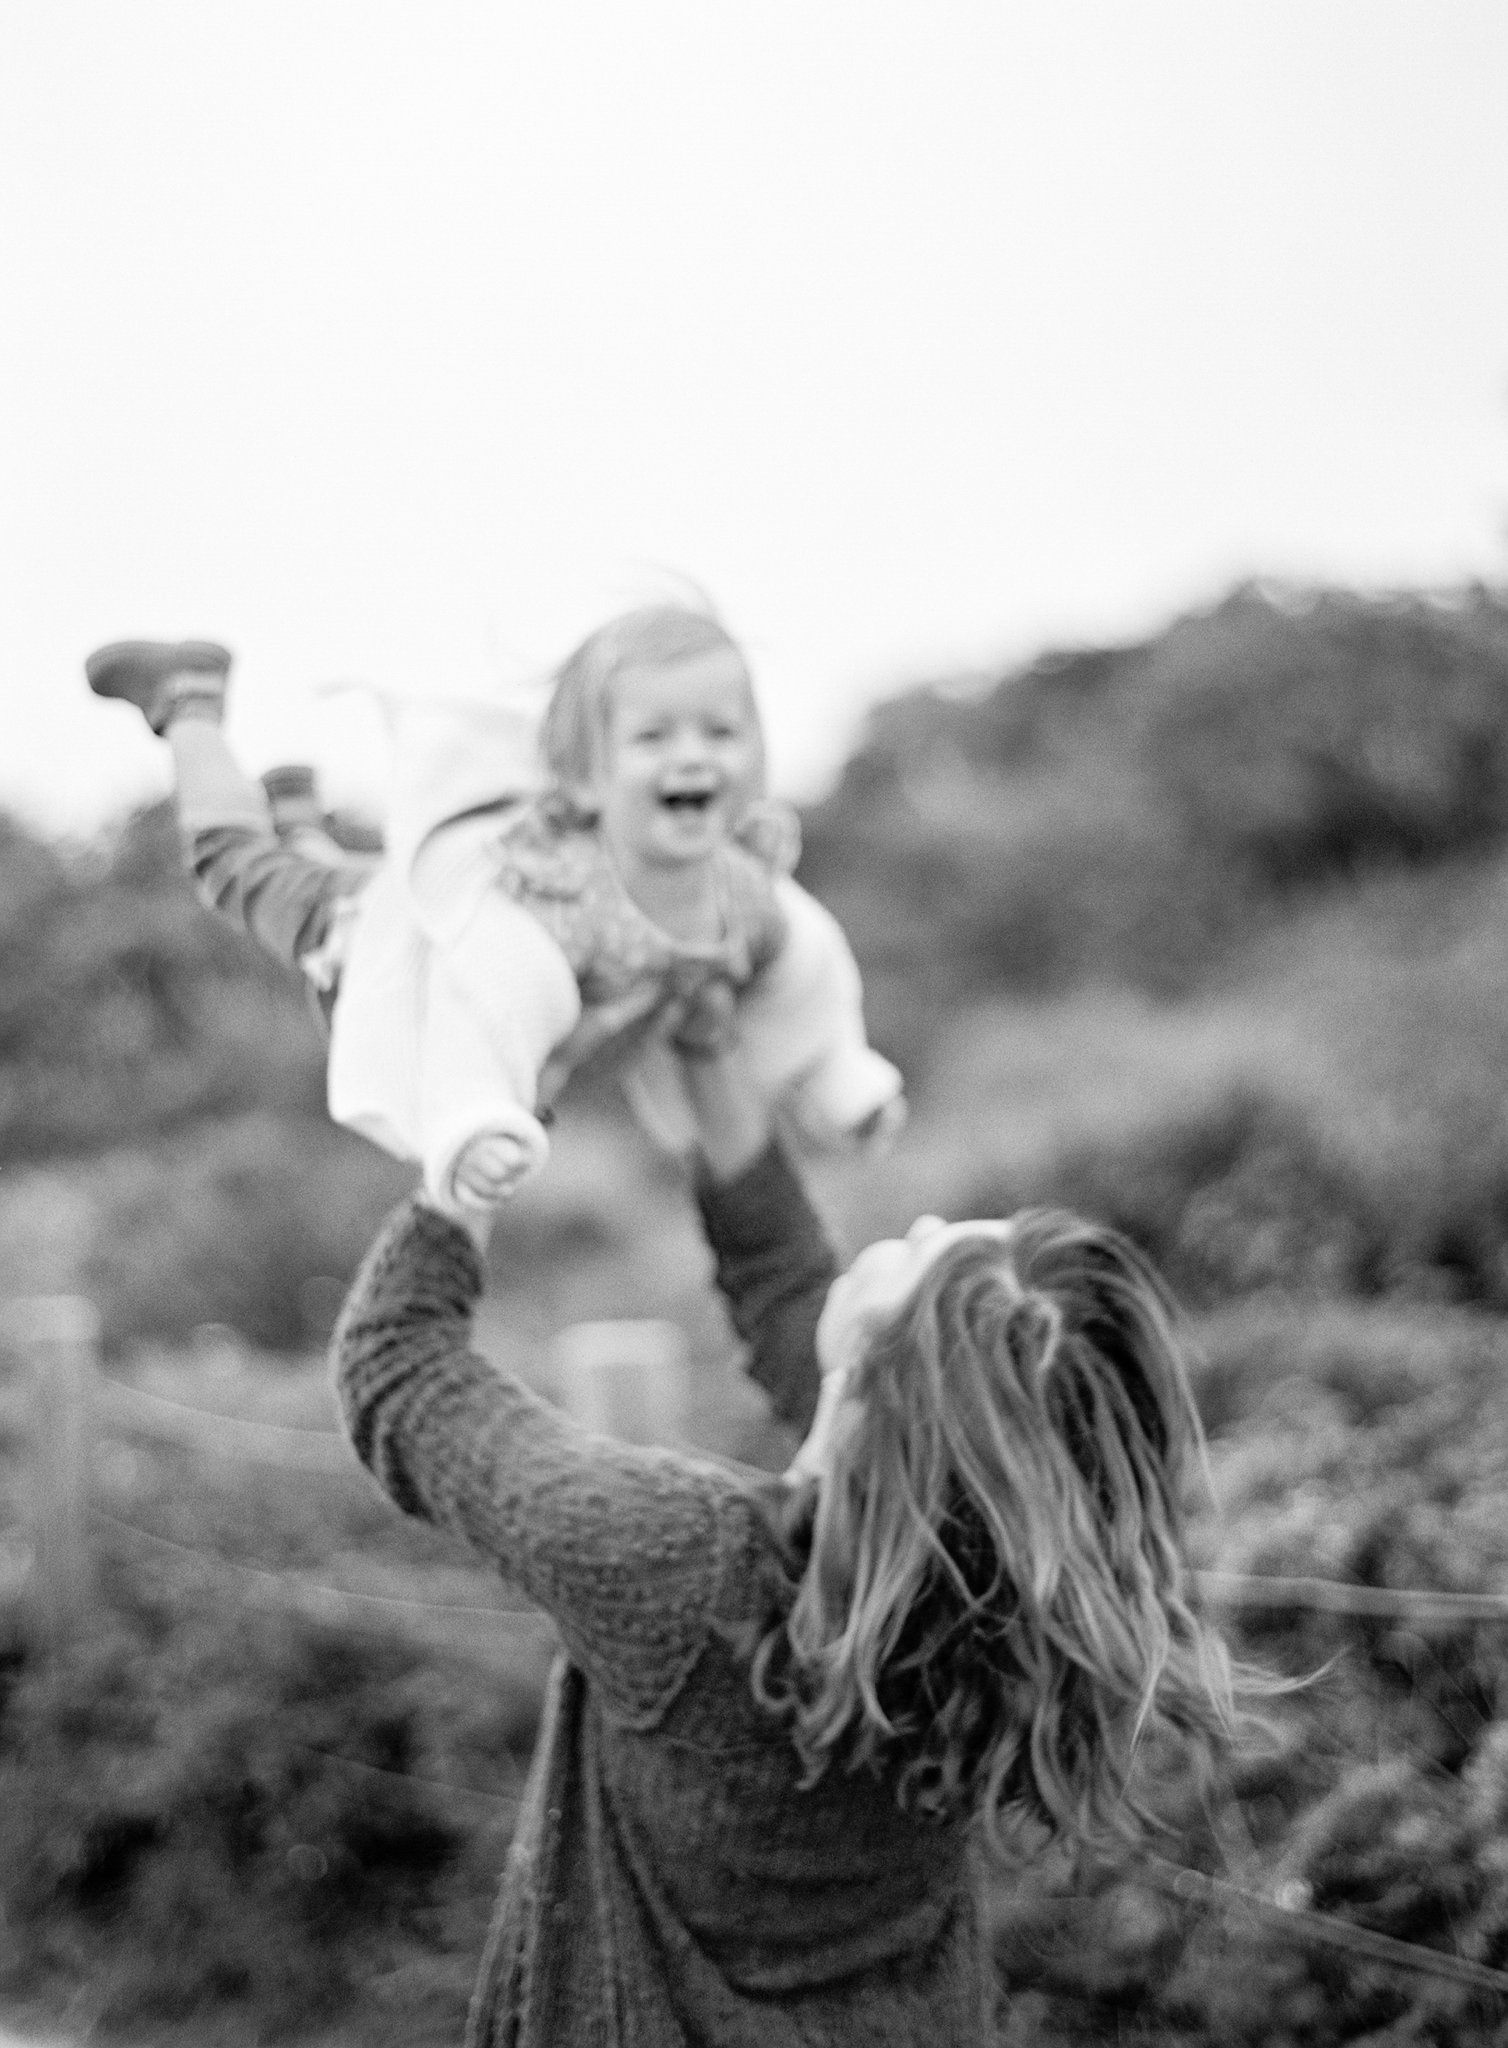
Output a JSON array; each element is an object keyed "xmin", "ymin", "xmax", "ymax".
[{"xmin": 331, "ymin": 1144, "xmax": 994, "ymax": 2047}]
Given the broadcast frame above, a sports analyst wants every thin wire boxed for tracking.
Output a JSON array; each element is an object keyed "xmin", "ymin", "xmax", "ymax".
[
  {"xmin": 1195, "ymin": 1570, "xmax": 1508, "ymax": 1623},
  {"xmin": 75, "ymin": 1390, "xmax": 1508, "ymax": 1626},
  {"xmin": 94, "ymin": 1376, "xmax": 354, "ymax": 1474},
  {"xmin": 294, "ymin": 1742, "xmax": 523, "ymax": 1814},
  {"xmin": 1142, "ymin": 1856, "xmax": 1508, "ymax": 1999},
  {"xmin": 92, "ymin": 1508, "xmax": 556, "ymax": 1637}
]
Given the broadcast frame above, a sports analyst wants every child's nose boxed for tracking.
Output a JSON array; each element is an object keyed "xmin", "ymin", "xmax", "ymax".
[{"xmin": 669, "ymin": 723, "xmax": 712, "ymax": 763}]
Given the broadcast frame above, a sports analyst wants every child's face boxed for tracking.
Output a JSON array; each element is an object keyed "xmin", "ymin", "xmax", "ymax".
[{"xmin": 597, "ymin": 647, "xmax": 764, "ymax": 868}]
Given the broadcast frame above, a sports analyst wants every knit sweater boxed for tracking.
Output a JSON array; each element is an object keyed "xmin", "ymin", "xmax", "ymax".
[{"xmin": 332, "ymin": 1144, "xmax": 993, "ymax": 2047}]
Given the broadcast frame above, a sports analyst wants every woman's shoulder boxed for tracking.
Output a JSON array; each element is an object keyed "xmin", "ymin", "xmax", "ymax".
[
  {"xmin": 619, "ymin": 1465, "xmax": 801, "ymax": 1742},
  {"xmin": 702, "ymin": 1464, "xmax": 804, "ymax": 1629}
]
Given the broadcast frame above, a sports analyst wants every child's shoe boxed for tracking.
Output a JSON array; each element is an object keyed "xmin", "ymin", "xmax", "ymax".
[{"xmin": 85, "ymin": 639, "xmax": 231, "ymax": 733}]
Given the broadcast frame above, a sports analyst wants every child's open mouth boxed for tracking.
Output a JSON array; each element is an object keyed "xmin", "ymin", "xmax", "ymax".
[{"xmin": 659, "ymin": 791, "xmax": 716, "ymax": 815}]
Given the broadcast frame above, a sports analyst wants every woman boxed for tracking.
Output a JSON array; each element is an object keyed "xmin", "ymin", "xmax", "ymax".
[{"xmin": 331, "ymin": 1028, "xmax": 1236, "ymax": 2046}]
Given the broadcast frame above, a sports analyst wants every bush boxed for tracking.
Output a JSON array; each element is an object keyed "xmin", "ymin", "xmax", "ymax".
[
  {"xmin": 1140, "ymin": 586, "xmax": 1508, "ymax": 886},
  {"xmin": 83, "ymin": 1112, "xmax": 417, "ymax": 1351},
  {"xmin": 798, "ymin": 584, "xmax": 1508, "ymax": 1047},
  {"xmin": 0, "ymin": 804, "xmax": 328, "ymax": 1164},
  {"xmin": 946, "ymin": 1083, "xmax": 1383, "ymax": 1310},
  {"xmin": 985, "ymin": 1298, "xmax": 1508, "ymax": 2045},
  {"xmin": 947, "ymin": 1066, "xmax": 1508, "ymax": 1319},
  {"xmin": 79, "ymin": 1104, "xmax": 636, "ymax": 1352},
  {"xmin": 0, "ymin": 1589, "xmax": 543, "ymax": 2042}
]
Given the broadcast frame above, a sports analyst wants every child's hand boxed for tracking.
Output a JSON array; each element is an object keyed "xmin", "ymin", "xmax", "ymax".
[{"xmin": 453, "ymin": 1133, "xmax": 534, "ymax": 1207}]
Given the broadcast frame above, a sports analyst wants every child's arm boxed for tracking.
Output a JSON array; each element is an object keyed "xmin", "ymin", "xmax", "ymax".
[
  {"xmin": 327, "ymin": 855, "xmax": 581, "ymax": 1211},
  {"xmin": 736, "ymin": 876, "xmax": 905, "ymax": 1151}
]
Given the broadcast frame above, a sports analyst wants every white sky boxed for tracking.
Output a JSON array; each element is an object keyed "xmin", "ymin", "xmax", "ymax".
[{"xmin": 3, "ymin": 0, "xmax": 1507, "ymax": 836}]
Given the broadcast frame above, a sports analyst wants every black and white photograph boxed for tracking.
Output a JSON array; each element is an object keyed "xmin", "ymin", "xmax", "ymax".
[{"xmin": 3, "ymin": 4, "xmax": 1508, "ymax": 2043}]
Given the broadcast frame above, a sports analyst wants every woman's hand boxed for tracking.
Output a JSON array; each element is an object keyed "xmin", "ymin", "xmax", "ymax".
[{"xmin": 671, "ymin": 987, "xmax": 774, "ymax": 1185}]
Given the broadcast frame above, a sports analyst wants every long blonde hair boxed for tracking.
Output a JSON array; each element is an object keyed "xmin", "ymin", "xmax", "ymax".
[{"xmin": 756, "ymin": 1208, "xmax": 1237, "ymax": 1859}]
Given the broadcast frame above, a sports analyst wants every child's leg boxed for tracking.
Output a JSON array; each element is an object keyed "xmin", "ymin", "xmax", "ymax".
[
  {"xmin": 87, "ymin": 639, "xmax": 359, "ymax": 978},
  {"xmin": 169, "ymin": 715, "xmax": 273, "ymax": 836},
  {"xmin": 167, "ymin": 719, "xmax": 364, "ymax": 972}
]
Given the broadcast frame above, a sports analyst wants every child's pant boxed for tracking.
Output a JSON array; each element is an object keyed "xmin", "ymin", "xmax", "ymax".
[
  {"xmin": 189, "ymin": 824, "xmax": 366, "ymax": 1009},
  {"xmin": 167, "ymin": 720, "xmax": 371, "ymax": 1015}
]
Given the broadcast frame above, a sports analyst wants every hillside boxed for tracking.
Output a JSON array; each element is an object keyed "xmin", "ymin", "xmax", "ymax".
[{"xmin": 802, "ymin": 581, "xmax": 1508, "ymax": 1060}]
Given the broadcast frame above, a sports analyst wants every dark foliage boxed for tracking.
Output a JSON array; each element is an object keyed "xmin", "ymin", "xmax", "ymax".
[
  {"xmin": 0, "ymin": 1588, "xmax": 539, "ymax": 2041},
  {"xmin": 0, "ymin": 803, "xmax": 327, "ymax": 1163},
  {"xmin": 800, "ymin": 584, "xmax": 1508, "ymax": 1060}
]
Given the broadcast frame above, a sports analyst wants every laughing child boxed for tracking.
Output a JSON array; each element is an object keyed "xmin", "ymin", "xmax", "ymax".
[{"xmin": 87, "ymin": 602, "xmax": 904, "ymax": 1210}]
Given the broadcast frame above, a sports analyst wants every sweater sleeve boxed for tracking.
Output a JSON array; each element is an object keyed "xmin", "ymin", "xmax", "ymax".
[
  {"xmin": 694, "ymin": 1141, "xmax": 837, "ymax": 1435},
  {"xmin": 332, "ymin": 1198, "xmax": 725, "ymax": 1726}
]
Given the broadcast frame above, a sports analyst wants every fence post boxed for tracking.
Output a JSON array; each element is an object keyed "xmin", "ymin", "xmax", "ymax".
[
  {"xmin": 549, "ymin": 1320, "xmax": 690, "ymax": 1447},
  {"xmin": 3, "ymin": 1294, "xmax": 99, "ymax": 1652}
]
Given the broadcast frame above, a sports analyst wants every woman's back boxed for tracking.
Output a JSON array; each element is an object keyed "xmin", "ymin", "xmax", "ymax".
[
  {"xmin": 474, "ymin": 1486, "xmax": 989, "ymax": 2048},
  {"xmin": 332, "ymin": 1151, "xmax": 997, "ymax": 2046},
  {"xmin": 616, "ymin": 1615, "xmax": 968, "ymax": 1986},
  {"xmin": 332, "ymin": 1072, "xmax": 1237, "ymax": 2044}
]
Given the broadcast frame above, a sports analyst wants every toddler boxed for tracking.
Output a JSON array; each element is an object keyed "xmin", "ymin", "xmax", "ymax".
[{"xmin": 87, "ymin": 606, "xmax": 904, "ymax": 1207}]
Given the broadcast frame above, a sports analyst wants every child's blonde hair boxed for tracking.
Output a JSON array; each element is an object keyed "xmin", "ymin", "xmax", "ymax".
[
  {"xmin": 757, "ymin": 1209, "xmax": 1240, "ymax": 1861},
  {"xmin": 539, "ymin": 604, "xmax": 766, "ymax": 802}
]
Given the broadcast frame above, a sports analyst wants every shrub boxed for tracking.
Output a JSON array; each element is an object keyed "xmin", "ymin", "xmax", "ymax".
[
  {"xmin": 951, "ymin": 1083, "xmax": 1392, "ymax": 1311},
  {"xmin": 1140, "ymin": 586, "xmax": 1508, "ymax": 886},
  {"xmin": 83, "ymin": 1113, "xmax": 417, "ymax": 1351},
  {"xmin": 0, "ymin": 1589, "xmax": 542, "ymax": 2041},
  {"xmin": 799, "ymin": 584, "xmax": 1508, "ymax": 1045},
  {"xmin": 947, "ymin": 1062, "xmax": 1508, "ymax": 1320},
  {"xmin": 986, "ymin": 1298, "xmax": 1508, "ymax": 2045},
  {"xmin": 0, "ymin": 804, "xmax": 327, "ymax": 1164},
  {"xmin": 80, "ymin": 1105, "xmax": 633, "ymax": 1352}
]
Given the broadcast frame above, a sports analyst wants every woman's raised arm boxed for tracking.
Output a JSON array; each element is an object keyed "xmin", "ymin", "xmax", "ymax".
[
  {"xmin": 331, "ymin": 1196, "xmax": 725, "ymax": 1723},
  {"xmin": 679, "ymin": 1032, "xmax": 836, "ymax": 1436}
]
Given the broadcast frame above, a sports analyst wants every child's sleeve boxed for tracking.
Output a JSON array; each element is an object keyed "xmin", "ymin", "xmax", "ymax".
[
  {"xmin": 328, "ymin": 810, "xmax": 584, "ymax": 1205},
  {"xmin": 734, "ymin": 877, "xmax": 904, "ymax": 1149},
  {"xmin": 413, "ymin": 888, "xmax": 582, "ymax": 1200}
]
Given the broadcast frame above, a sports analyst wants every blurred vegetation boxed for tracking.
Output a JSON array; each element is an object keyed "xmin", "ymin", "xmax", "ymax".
[
  {"xmin": 803, "ymin": 580, "xmax": 1508, "ymax": 1057},
  {"xmin": 6, "ymin": 580, "xmax": 1508, "ymax": 2041},
  {"xmin": 1, "ymin": 1610, "xmax": 501, "ymax": 2042}
]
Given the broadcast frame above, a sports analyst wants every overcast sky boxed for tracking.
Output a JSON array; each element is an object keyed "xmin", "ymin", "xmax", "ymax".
[{"xmin": 3, "ymin": 0, "xmax": 1506, "ymax": 836}]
